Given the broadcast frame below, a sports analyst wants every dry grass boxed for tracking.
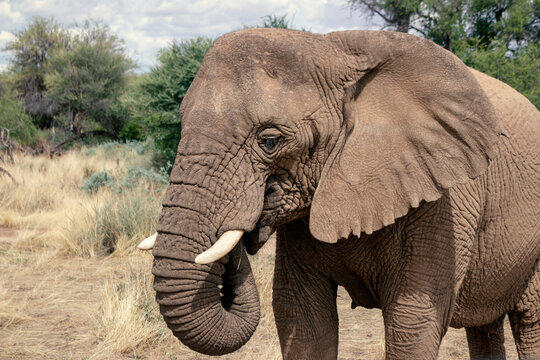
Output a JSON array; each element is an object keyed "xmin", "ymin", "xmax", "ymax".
[
  {"xmin": 0, "ymin": 143, "xmax": 521, "ymax": 359},
  {"xmin": 0, "ymin": 141, "xmax": 163, "ymax": 257},
  {"xmin": 90, "ymin": 257, "xmax": 169, "ymax": 358},
  {"xmin": 0, "ymin": 275, "xmax": 31, "ymax": 328},
  {"xmin": 86, "ymin": 252, "xmax": 280, "ymax": 360}
]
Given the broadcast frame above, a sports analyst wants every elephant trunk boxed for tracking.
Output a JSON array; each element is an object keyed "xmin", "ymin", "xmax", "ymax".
[
  {"xmin": 152, "ymin": 228, "xmax": 260, "ymax": 355},
  {"xmin": 151, "ymin": 150, "xmax": 264, "ymax": 354}
]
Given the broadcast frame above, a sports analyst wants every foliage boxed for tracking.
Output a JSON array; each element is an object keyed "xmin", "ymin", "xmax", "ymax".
[
  {"xmin": 349, "ymin": 0, "xmax": 539, "ymax": 107},
  {"xmin": 347, "ymin": 0, "xmax": 423, "ymax": 32},
  {"xmin": 80, "ymin": 165, "xmax": 167, "ymax": 195},
  {"xmin": 117, "ymin": 166, "xmax": 168, "ymax": 190},
  {"xmin": 118, "ymin": 122, "xmax": 143, "ymax": 141},
  {"xmin": 134, "ymin": 14, "xmax": 301, "ymax": 171},
  {"xmin": 466, "ymin": 0, "xmax": 539, "ymax": 46},
  {"xmin": 460, "ymin": 41, "xmax": 539, "ymax": 106},
  {"xmin": 454, "ymin": 0, "xmax": 539, "ymax": 108},
  {"xmin": 44, "ymin": 20, "xmax": 134, "ymax": 136},
  {"xmin": 3, "ymin": 17, "xmax": 70, "ymax": 127},
  {"xmin": 132, "ymin": 37, "xmax": 213, "ymax": 169},
  {"xmin": 260, "ymin": 14, "xmax": 293, "ymax": 29},
  {"xmin": 0, "ymin": 87, "xmax": 39, "ymax": 146},
  {"xmin": 421, "ymin": 0, "xmax": 467, "ymax": 51},
  {"xmin": 80, "ymin": 171, "xmax": 115, "ymax": 194}
]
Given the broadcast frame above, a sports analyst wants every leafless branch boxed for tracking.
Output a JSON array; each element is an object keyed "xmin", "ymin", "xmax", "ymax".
[
  {"xmin": 0, "ymin": 165, "xmax": 17, "ymax": 184},
  {"xmin": 359, "ymin": 1, "xmax": 395, "ymax": 24}
]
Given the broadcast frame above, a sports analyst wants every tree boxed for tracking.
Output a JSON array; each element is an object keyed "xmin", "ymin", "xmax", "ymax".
[
  {"xmin": 0, "ymin": 84, "xmax": 38, "ymax": 146},
  {"xmin": 136, "ymin": 14, "xmax": 301, "ymax": 170},
  {"xmin": 347, "ymin": 0, "xmax": 423, "ymax": 32},
  {"xmin": 467, "ymin": 0, "xmax": 539, "ymax": 46},
  {"xmin": 419, "ymin": 0, "xmax": 467, "ymax": 50},
  {"xmin": 4, "ymin": 17, "xmax": 69, "ymax": 127},
  {"xmin": 349, "ymin": 0, "xmax": 539, "ymax": 108},
  {"xmin": 133, "ymin": 37, "xmax": 213, "ymax": 169},
  {"xmin": 454, "ymin": 0, "xmax": 539, "ymax": 107},
  {"xmin": 44, "ymin": 21, "xmax": 134, "ymax": 137},
  {"xmin": 260, "ymin": 14, "xmax": 293, "ymax": 29},
  {"xmin": 348, "ymin": 0, "xmax": 539, "ymax": 44}
]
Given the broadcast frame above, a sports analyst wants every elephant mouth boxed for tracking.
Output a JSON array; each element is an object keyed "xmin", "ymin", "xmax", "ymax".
[
  {"xmin": 242, "ymin": 225, "xmax": 273, "ymax": 255},
  {"xmin": 243, "ymin": 174, "xmax": 312, "ymax": 255},
  {"xmin": 263, "ymin": 175, "xmax": 285, "ymax": 211},
  {"xmin": 239, "ymin": 175, "xmax": 282, "ymax": 255}
]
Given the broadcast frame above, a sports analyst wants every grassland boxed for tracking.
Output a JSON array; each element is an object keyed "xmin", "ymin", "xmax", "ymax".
[{"xmin": 0, "ymin": 143, "xmax": 519, "ymax": 359}]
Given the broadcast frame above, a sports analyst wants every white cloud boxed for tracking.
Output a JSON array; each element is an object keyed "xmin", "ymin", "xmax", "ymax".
[
  {"xmin": 0, "ymin": 30, "xmax": 16, "ymax": 45},
  {"xmin": 0, "ymin": 0, "xmax": 379, "ymax": 72},
  {"xmin": 0, "ymin": 1, "xmax": 22, "ymax": 22},
  {"xmin": 0, "ymin": 63, "xmax": 9, "ymax": 73},
  {"xmin": 0, "ymin": 31, "xmax": 16, "ymax": 71}
]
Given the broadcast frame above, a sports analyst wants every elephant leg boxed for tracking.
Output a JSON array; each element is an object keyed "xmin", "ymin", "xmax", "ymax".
[
  {"xmin": 273, "ymin": 222, "xmax": 339, "ymax": 360},
  {"xmin": 381, "ymin": 202, "xmax": 466, "ymax": 359},
  {"xmin": 465, "ymin": 314, "xmax": 506, "ymax": 360},
  {"xmin": 382, "ymin": 299, "xmax": 448, "ymax": 359},
  {"xmin": 508, "ymin": 261, "xmax": 540, "ymax": 360}
]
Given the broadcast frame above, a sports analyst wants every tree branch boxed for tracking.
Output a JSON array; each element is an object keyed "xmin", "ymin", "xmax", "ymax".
[
  {"xmin": 48, "ymin": 130, "xmax": 118, "ymax": 155},
  {"xmin": 410, "ymin": 25, "xmax": 428, "ymax": 36},
  {"xmin": 0, "ymin": 165, "xmax": 17, "ymax": 184},
  {"xmin": 356, "ymin": 0, "xmax": 395, "ymax": 24}
]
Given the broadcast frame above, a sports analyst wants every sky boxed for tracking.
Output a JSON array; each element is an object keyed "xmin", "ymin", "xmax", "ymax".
[{"xmin": 0, "ymin": 0, "xmax": 381, "ymax": 73}]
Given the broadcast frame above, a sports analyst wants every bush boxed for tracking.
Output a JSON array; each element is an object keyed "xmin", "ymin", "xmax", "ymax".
[
  {"xmin": 44, "ymin": 20, "xmax": 134, "ymax": 136},
  {"xmin": 117, "ymin": 166, "xmax": 168, "ymax": 191},
  {"xmin": 80, "ymin": 163, "xmax": 167, "ymax": 195},
  {"xmin": 0, "ymin": 90, "xmax": 39, "ymax": 146},
  {"xmin": 132, "ymin": 37, "xmax": 214, "ymax": 170},
  {"xmin": 460, "ymin": 42, "xmax": 539, "ymax": 108},
  {"xmin": 118, "ymin": 122, "xmax": 143, "ymax": 141},
  {"xmin": 80, "ymin": 171, "xmax": 115, "ymax": 194}
]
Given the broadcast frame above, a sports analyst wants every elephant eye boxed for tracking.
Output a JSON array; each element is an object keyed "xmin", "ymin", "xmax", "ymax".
[
  {"xmin": 258, "ymin": 127, "xmax": 284, "ymax": 155},
  {"xmin": 260, "ymin": 136, "xmax": 281, "ymax": 154},
  {"xmin": 257, "ymin": 126, "xmax": 286, "ymax": 155}
]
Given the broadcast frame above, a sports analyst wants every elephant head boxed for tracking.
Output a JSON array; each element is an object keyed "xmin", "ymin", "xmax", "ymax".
[{"xmin": 149, "ymin": 29, "xmax": 503, "ymax": 355}]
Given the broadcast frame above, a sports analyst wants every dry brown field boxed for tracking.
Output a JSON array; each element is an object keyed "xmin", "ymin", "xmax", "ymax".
[{"xmin": 0, "ymin": 144, "xmax": 519, "ymax": 359}]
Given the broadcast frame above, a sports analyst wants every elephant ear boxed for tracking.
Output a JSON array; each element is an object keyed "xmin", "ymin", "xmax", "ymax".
[{"xmin": 309, "ymin": 31, "xmax": 505, "ymax": 243}]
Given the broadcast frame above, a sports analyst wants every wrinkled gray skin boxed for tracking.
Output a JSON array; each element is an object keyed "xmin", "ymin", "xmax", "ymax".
[{"xmin": 151, "ymin": 29, "xmax": 540, "ymax": 359}]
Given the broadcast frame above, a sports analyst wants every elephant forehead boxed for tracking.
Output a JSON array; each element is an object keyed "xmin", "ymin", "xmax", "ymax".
[
  {"xmin": 245, "ymin": 69, "xmax": 322, "ymax": 118},
  {"xmin": 204, "ymin": 29, "xmax": 327, "ymax": 86},
  {"xmin": 183, "ymin": 65, "xmax": 321, "ymax": 132}
]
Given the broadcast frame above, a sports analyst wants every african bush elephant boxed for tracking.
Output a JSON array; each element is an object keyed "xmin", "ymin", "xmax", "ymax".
[{"xmin": 144, "ymin": 29, "xmax": 540, "ymax": 359}]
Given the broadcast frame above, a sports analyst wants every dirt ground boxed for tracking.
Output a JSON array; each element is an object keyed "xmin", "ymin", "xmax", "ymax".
[{"xmin": 0, "ymin": 230, "xmax": 519, "ymax": 360}]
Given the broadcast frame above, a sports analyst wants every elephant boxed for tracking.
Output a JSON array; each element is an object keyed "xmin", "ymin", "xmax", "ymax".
[{"xmin": 142, "ymin": 28, "xmax": 540, "ymax": 359}]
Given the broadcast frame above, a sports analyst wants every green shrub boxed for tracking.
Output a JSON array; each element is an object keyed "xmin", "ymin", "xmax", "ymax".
[
  {"xmin": 117, "ymin": 166, "xmax": 168, "ymax": 191},
  {"xmin": 132, "ymin": 38, "xmax": 214, "ymax": 171},
  {"xmin": 460, "ymin": 42, "xmax": 539, "ymax": 108},
  {"xmin": 118, "ymin": 122, "xmax": 143, "ymax": 141},
  {"xmin": 80, "ymin": 171, "xmax": 115, "ymax": 194},
  {"xmin": 0, "ymin": 90, "xmax": 39, "ymax": 146},
  {"xmin": 125, "ymin": 139, "xmax": 154, "ymax": 155},
  {"xmin": 80, "ymin": 165, "xmax": 167, "ymax": 195}
]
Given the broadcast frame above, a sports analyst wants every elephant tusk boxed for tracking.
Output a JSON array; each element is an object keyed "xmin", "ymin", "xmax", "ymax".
[
  {"xmin": 195, "ymin": 230, "xmax": 244, "ymax": 264},
  {"xmin": 138, "ymin": 233, "xmax": 157, "ymax": 250}
]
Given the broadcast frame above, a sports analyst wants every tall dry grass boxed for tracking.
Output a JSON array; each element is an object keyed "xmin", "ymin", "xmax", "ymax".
[
  {"xmin": 86, "ymin": 252, "xmax": 280, "ymax": 360},
  {"xmin": 0, "ymin": 141, "xmax": 164, "ymax": 257}
]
